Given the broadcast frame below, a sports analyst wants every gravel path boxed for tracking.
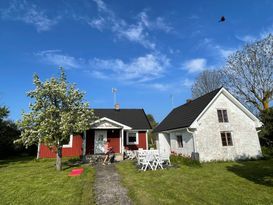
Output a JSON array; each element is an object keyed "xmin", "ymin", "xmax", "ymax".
[{"xmin": 94, "ymin": 163, "xmax": 133, "ymax": 205}]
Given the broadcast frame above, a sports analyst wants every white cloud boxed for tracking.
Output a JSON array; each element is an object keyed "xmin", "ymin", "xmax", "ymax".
[
  {"xmin": 138, "ymin": 11, "xmax": 172, "ymax": 33},
  {"xmin": 145, "ymin": 83, "xmax": 171, "ymax": 91},
  {"xmin": 182, "ymin": 78, "xmax": 194, "ymax": 88},
  {"xmin": 183, "ymin": 58, "xmax": 207, "ymax": 73},
  {"xmin": 236, "ymin": 35, "xmax": 257, "ymax": 43},
  {"xmin": 36, "ymin": 50, "xmax": 170, "ymax": 83},
  {"xmin": 89, "ymin": 53, "xmax": 170, "ymax": 82},
  {"xmin": 88, "ymin": 16, "xmax": 106, "ymax": 31},
  {"xmin": 0, "ymin": 0, "xmax": 59, "ymax": 32},
  {"xmin": 216, "ymin": 46, "xmax": 236, "ymax": 58},
  {"xmin": 199, "ymin": 38, "xmax": 235, "ymax": 59},
  {"xmin": 236, "ymin": 24, "xmax": 273, "ymax": 43},
  {"xmin": 88, "ymin": 0, "xmax": 171, "ymax": 50},
  {"xmin": 35, "ymin": 50, "xmax": 84, "ymax": 69}
]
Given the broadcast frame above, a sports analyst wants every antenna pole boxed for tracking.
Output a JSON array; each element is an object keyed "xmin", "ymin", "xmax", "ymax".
[
  {"xmin": 170, "ymin": 94, "xmax": 174, "ymax": 108},
  {"xmin": 112, "ymin": 88, "xmax": 117, "ymax": 105}
]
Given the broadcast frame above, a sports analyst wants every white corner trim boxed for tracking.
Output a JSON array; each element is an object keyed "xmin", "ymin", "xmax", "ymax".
[
  {"xmin": 126, "ymin": 131, "xmax": 139, "ymax": 145},
  {"xmin": 90, "ymin": 117, "xmax": 132, "ymax": 130},
  {"xmin": 146, "ymin": 130, "xmax": 148, "ymax": 149},
  {"xmin": 63, "ymin": 134, "xmax": 73, "ymax": 148}
]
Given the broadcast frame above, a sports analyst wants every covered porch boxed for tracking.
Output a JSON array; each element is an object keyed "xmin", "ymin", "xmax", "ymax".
[{"xmin": 82, "ymin": 117, "xmax": 148, "ymax": 158}]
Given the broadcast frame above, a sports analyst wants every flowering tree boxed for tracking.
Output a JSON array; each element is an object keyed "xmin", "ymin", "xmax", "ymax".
[{"xmin": 16, "ymin": 69, "xmax": 96, "ymax": 171}]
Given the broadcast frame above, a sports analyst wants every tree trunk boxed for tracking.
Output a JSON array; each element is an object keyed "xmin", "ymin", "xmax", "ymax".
[
  {"xmin": 36, "ymin": 143, "xmax": 40, "ymax": 160},
  {"xmin": 56, "ymin": 146, "xmax": 62, "ymax": 171}
]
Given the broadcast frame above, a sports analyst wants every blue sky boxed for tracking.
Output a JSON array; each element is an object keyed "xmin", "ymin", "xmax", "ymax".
[{"xmin": 1, "ymin": 0, "xmax": 273, "ymax": 122}]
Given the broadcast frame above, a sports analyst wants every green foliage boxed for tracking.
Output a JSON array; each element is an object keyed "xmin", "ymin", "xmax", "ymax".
[
  {"xmin": 170, "ymin": 155, "xmax": 201, "ymax": 167},
  {"xmin": 0, "ymin": 106, "xmax": 9, "ymax": 120},
  {"xmin": 16, "ymin": 69, "xmax": 96, "ymax": 149},
  {"xmin": 146, "ymin": 114, "xmax": 157, "ymax": 148},
  {"xmin": 259, "ymin": 107, "xmax": 273, "ymax": 147},
  {"xmin": 0, "ymin": 106, "xmax": 36, "ymax": 159},
  {"xmin": 0, "ymin": 157, "xmax": 95, "ymax": 205},
  {"xmin": 262, "ymin": 146, "xmax": 273, "ymax": 158}
]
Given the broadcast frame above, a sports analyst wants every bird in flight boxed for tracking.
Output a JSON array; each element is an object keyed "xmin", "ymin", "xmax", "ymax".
[{"xmin": 219, "ymin": 16, "xmax": 225, "ymax": 22}]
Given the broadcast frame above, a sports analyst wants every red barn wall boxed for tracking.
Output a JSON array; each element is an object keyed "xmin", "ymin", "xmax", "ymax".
[
  {"xmin": 39, "ymin": 135, "xmax": 83, "ymax": 158},
  {"xmin": 124, "ymin": 131, "xmax": 147, "ymax": 150}
]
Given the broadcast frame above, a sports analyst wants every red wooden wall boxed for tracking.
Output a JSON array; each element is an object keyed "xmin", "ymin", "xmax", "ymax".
[
  {"xmin": 124, "ymin": 131, "xmax": 147, "ymax": 150},
  {"xmin": 39, "ymin": 135, "xmax": 83, "ymax": 158},
  {"xmin": 39, "ymin": 129, "xmax": 146, "ymax": 158}
]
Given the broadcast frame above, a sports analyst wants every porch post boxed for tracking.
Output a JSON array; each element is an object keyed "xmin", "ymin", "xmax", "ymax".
[
  {"xmin": 121, "ymin": 128, "xmax": 124, "ymax": 156},
  {"xmin": 82, "ymin": 130, "xmax": 87, "ymax": 162}
]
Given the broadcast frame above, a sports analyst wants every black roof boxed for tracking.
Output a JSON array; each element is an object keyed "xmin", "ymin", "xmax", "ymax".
[
  {"xmin": 154, "ymin": 88, "xmax": 222, "ymax": 132},
  {"xmin": 93, "ymin": 109, "xmax": 151, "ymax": 130}
]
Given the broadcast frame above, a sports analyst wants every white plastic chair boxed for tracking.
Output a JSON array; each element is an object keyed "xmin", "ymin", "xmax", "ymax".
[{"xmin": 140, "ymin": 153, "xmax": 155, "ymax": 171}]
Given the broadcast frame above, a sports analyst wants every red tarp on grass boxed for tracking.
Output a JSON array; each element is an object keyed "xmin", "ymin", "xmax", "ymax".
[{"xmin": 68, "ymin": 168, "xmax": 84, "ymax": 176}]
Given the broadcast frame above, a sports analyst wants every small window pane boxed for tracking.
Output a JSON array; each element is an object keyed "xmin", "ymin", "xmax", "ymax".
[
  {"xmin": 128, "ymin": 132, "xmax": 137, "ymax": 144},
  {"xmin": 217, "ymin": 110, "xmax": 223, "ymax": 122},
  {"xmin": 177, "ymin": 135, "xmax": 183, "ymax": 148},
  {"xmin": 226, "ymin": 133, "xmax": 233, "ymax": 146},
  {"xmin": 128, "ymin": 136, "xmax": 136, "ymax": 142},
  {"xmin": 223, "ymin": 110, "xmax": 229, "ymax": 122},
  {"xmin": 221, "ymin": 133, "xmax": 227, "ymax": 146}
]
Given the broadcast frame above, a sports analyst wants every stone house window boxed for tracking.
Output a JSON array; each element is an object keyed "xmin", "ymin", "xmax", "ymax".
[
  {"xmin": 177, "ymin": 135, "xmax": 183, "ymax": 148},
  {"xmin": 220, "ymin": 132, "xmax": 233, "ymax": 146},
  {"xmin": 217, "ymin": 109, "xmax": 229, "ymax": 122}
]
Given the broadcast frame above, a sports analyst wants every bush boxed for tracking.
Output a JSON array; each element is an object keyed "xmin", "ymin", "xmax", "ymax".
[
  {"xmin": 170, "ymin": 154, "xmax": 201, "ymax": 167},
  {"xmin": 262, "ymin": 146, "xmax": 273, "ymax": 158}
]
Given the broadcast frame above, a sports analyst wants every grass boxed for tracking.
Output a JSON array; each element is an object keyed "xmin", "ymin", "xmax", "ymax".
[
  {"xmin": 0, "ymin": 157, "xmax": 95, "ymax": 205},
  {"xmin": 116, "ymin": 157, "xmax": 273, "ymax": 205}
]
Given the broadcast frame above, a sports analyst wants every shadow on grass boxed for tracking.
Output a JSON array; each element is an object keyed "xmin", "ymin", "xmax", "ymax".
[
  {"xmin": 62, "ymin": 158, "xmax": 83, "ymax": 170},
  {"xmin": 0, "ymin": 156, "xmax": 35, "ymax": 168},
  {"xmin": 227, "ymin": 159, "xmax": 273, "ymax": 187}
]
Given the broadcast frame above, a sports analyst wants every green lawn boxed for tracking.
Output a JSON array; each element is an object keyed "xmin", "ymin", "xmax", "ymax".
[
  {"xmin": 116, "ymin": 157, "xmax": 273, "ymax": 205},
  {"xmin": 0, "ymin": 157, "xmax": 95, "ymax": 205}
]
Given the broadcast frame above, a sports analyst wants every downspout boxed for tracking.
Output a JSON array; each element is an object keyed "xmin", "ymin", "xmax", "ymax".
[
  {"xmin": 186, "ymin": 128, "xmax": 198, "ymax": 160},
  {"xmin": 186, "ymin": 128, "xmax": 196, "ymax": 153}
]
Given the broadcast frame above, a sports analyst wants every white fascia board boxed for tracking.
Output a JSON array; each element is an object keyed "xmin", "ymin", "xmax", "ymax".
[{"xmin": 91, "ymin": 117, "xmax": 132, "ymax": 130}]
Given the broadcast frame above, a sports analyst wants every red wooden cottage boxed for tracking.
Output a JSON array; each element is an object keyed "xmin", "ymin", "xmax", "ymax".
[{"xmin": 38, "ymin": 106, "xmax": 151, "ymax": 158}]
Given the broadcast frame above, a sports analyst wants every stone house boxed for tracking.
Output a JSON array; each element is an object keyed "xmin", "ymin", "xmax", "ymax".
[{"xmin": 154, "ymin": 87, "xmax": 262, "ymax": 162}]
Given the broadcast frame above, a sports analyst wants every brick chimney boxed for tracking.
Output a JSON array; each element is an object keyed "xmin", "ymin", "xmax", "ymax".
[
  {"xmin": 186, "ymin": 99, "xmax": 192, "ymax": 103},
  {"xmin": 114, "ymin": 103, "xmax": 120, "ymax": 110}
]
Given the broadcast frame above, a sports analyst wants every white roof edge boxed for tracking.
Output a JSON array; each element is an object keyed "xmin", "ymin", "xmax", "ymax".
[
  {"xmin": 189, "ymin": 87, "xmax": 262, "ymax": 129},
  {"xmin": 90, "ymin": 117, "xmax": 132, "ymax": 130}
]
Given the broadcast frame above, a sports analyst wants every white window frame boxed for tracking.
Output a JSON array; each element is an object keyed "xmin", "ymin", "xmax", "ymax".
[
  {"xmin": 126, "ymin": 131, "xmax": 139, "ymax": 145},
  {"xmin": 63, "ymin": 134, "xmax": 73, "ymax": 148}
]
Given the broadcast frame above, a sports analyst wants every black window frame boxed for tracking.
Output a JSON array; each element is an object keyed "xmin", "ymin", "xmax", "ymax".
[
  {"xmin": 217, "ymin": 109, "xmax": 229, "ymax": 123},
  {"xmin": 220, "ymin": 132, "xmax": 233, "ymax": 146}
]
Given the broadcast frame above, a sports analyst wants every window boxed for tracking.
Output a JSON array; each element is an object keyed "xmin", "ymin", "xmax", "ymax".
[
  {"xmin": 126, "ymin": 131, "xmax": 139, "ymax": 145},
  {"xmin": 221, "ymin": 132, "xmax": 233, "ymax": 146},
  {"xmin": 217, "ymin": 109, "xmax": 229, "ymax": 122},
  {"xmin": 63, "ymin": 135, "xmax": 73, "ymax": 148},
  {"xmin": 177, "ymin": 135, "xmax": 183, "ymax": 148}
]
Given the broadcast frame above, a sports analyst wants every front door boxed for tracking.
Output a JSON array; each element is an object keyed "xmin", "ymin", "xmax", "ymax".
[{"xmin": 94, "ymin": 130, "xmax": 107, "ymax": 154}]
